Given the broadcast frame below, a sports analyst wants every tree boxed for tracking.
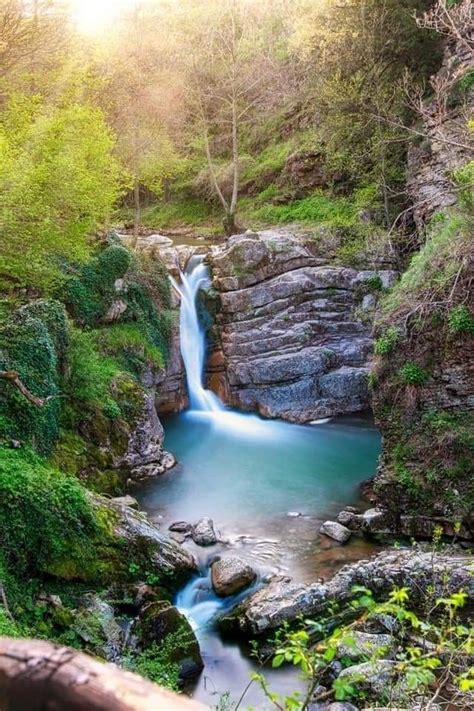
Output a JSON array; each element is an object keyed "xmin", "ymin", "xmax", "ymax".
[
  {"xmin": 99, "ymin": 2, "xmax": 183, "ymax": 244},
  {"xmin": 0, "ymin": 0, "xmax": 69, "ymax": 86},
  {"xmin": 0, "ymin": 96, "xmax": 123, "ymax": 292},
  {"xmin": 182, "ymin": 0, "xmax": 288, "ymax": 235}
]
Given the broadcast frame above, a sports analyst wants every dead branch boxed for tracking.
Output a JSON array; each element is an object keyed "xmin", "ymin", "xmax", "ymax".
[{"xmin": 0, "ymin": 370, "xmax": 55, "ymax": 407}]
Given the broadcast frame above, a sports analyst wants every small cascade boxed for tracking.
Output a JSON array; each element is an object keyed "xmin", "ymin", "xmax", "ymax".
[{"xmin": 171, "ymin": 255, "xmax": 223, "ymax": 413}]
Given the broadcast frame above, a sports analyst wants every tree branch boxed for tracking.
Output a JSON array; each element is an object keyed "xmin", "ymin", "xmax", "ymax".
[{"xmin": 0, "ymin": 371, "xmax": 55, "ymax": 407}]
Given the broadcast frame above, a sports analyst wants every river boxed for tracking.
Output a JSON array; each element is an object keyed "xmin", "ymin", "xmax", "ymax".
[{"xmin": 136, "ymin": 256, "xmax": 382, "ymax": 708}]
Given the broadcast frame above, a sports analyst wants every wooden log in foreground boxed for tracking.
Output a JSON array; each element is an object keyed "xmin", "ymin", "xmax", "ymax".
[{"xmin": 0, "ymin": 638, "xmax": 208, "ymax": 711}]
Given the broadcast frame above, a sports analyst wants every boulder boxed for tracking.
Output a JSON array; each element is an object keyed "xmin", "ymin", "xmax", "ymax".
[
  {"xmin": 211, "ymin": 557, "xmax": 257, "ymax": 597},
  {"xmin": 337, "ymin": 660, "xmax": 396, "ymax": 696},
  {"xmin": 192, "ymin": 517, "xmax": 218, "ymax": 546},
  {"xmin": 320, "ymin": 521, "xmax": 352, "ymax": 544},
  {"xmin": 139, "ymin": 602, "xmax": 203, "ymax": 679},
  {"xmin": 169, "ymin": 521, "xmax": 193, "ymax": 534}
]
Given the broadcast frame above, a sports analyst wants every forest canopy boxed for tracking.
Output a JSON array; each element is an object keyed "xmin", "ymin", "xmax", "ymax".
[{"xmin": 0, "ymin": 0, "xmax": 445, "ymax": 291}]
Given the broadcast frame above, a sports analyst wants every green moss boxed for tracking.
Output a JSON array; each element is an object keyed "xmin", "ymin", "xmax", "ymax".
[
  {"xmin": 0, "ymin": 447, "xmax": 108, "ymax": 578},
  {"xmin": 0, "ymin": 301, "xmax": 69, "ymax": 453}
]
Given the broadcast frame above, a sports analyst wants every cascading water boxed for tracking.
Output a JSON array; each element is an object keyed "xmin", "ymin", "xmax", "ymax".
[{"xmin": 171, "ymin": 255, "xmax": 223, "ymax": 413}]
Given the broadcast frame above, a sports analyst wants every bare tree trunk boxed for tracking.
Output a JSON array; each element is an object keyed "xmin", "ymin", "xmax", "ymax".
[
  {"xmin": 0, "ymin": 638, "xmax": 205, "ymax": 711},
  {"xmin": 133, "ymin": 178, "xmax": 140, "ymax": 247}
]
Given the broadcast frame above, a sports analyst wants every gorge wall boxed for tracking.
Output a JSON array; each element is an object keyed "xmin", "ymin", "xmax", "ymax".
[
  {"xmin": 370, "ymin": 27, "xmax": 474, "ymax": 538},
  {"xmin": 208, "ymin": 229, "xmax": 396, "ymax": 422}
]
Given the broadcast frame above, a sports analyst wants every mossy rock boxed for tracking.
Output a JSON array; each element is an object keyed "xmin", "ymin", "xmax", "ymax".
[{"xmin": 138, "ymin": 602, "xmax": 203, "ymax": 679}]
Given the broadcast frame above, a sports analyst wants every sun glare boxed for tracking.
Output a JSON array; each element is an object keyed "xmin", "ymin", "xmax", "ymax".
[{"xmin": 70, "ymin": 0, "xmax": 138, "ymax": 34}]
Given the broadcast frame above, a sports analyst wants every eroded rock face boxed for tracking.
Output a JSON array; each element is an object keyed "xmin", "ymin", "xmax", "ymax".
[
  {"xmin": 219, "ymin": 547, "xmax": 474, "ymax": 636},
  {"xmin": 119, "ymin": 392, "xmax": 176, "ymax": 481},
  {"xmin": 210, "ymin": 230, "xmax": 397, "ymax": 421},
  {"xmin": 154, "ymin": 323, "xmax": 188, "ymax": 415},
  {"xmin": 211, "ymin": 557, "xmax": 257, "ymax": 597}
]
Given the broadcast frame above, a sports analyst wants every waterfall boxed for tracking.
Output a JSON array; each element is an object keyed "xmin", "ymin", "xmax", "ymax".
[{"xmin": 172, "ymin": 255, "xmax": 223, "ymax": 413}]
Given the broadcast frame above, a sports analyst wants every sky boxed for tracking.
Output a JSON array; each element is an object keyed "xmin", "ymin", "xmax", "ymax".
[{"xmin": 70, "ymin": 0, "xmax": 138, "ymax": 34}]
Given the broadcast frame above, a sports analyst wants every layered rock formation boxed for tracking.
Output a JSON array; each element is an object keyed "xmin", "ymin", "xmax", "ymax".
[
  {"xmin": 209, "ymin": 229, "xmax": 396, "ymax": 422},
  {"xmin": 219, "ymin": 547, "xmax": 474, "ymax": 636}
]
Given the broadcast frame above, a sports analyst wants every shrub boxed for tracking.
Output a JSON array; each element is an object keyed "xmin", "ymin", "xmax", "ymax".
[
  {"xmin": 399, "ymin": 362, "xmax": 429, "ymax": 386},
  {"xmin": 374, "ymin": 326, "xmax": 400, "ymax": 356},
  {"xmin": 448, "ymin": 305, "xmax": 474, "ymax": 334},
  {"xmin": 365, "ymin": 274, "xmax": 383, "ymax": 292}
]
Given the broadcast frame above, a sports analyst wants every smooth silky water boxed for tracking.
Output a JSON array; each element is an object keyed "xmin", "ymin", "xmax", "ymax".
[{"xmin": 136, "ymin": 257, "xmax": 382, "ymax": 708}]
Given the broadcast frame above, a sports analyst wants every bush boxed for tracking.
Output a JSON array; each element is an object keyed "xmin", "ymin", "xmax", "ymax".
[
  {"xmin": 61, "ymin": 244, "xmax": 132, "ymax": 326},
  {"xmin": 399, "ymin": 362, "xmax": 429, "ymax": 386},
  {"xmin": 374, "ymin": 327, "xmax": 400, "ymax": 356},
  {"xmin": 0, "ymin": 448, "xmax": 104, "ymax": 576},
  {"xmin": 448, "ymin": 305, "xmax": 474, "ymax": 335}
]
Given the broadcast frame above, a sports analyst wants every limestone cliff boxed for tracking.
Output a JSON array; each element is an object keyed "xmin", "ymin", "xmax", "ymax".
[{"xmin": 209, "ymin": 229, "xmax": 396, "ymax": 422}]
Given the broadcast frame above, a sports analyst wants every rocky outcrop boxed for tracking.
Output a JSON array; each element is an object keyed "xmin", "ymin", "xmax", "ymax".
[
  {"xmin": 219, "ymin": 547, "xmax": 473, "ymax": 636},
  {"xmin": 110, "ymin": 501, "xmax": 197, "ymax": 586},
  {"xmin": 407, "ymin": 32, "xmax": 473, "ymax": 231},
  {"xmin": 119, "ymin": 392, "xmax": 176, "ymax": 481},
  {"xmin": 210, "ymin": 229, "xmax": 396, "ymax": 421},
  {"xmin": 371, "ymin": 22, "xmax": 474, "ymax": 536},
  {"xmin": 153, "ymin": 324, "xmax": 188, "ymax": 415}
]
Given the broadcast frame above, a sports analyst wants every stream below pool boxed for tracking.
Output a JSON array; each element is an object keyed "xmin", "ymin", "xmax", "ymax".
[{"xmin": 135, "ymin": 257, "xmax": 383, "ymax": 708}]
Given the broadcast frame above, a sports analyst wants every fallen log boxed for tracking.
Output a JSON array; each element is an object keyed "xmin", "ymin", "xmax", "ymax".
[{"xmin": 0, "ymin": 638, "xmax": 206, "ymax": 711}]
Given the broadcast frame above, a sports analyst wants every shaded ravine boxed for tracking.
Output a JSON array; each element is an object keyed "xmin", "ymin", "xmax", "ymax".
[{"xmin": 137, "ymin": 257, "xmax": 382, "ymax": 707}]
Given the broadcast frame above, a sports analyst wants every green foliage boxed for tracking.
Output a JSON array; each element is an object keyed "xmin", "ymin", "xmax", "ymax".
[
  {"xmin": 399, "ymin": 362, "xmax": 429, "ymax": 386},
  {"xmin": 448, "ymin": 305, "xmax": 474, "ymax": 334},
  {"xmin": 383, "ymin": 213, "xmax": 470, "ymax": 317},
  {"xmin": 124, "ymin": 626, "xmax": 197, "ymax": 692},
  {"xmin": 62, "ymin": 244, "xmax": 132, "ymax": 326},
  {"xmin": 94, "ymin": 324, "xmax": 164, "ymax": 374},
  {"xmin": 246, "ymin": 190, "xmax": 358, "ymax": 227},
  {"xmin": 0, "ymin": 447, "xmax": 104, "ymax": 577},
  {"xmin": 0, "ymin": 96, "xmax": 123, "ymax": 292},
  {"xmin": 255, "ymin": 580, "xmax": 473, "ymax": 710},
  {"xmin": 64, "ymin": 328, "xmax": 122, "ymax": 423},
  {"xmin": 374, "ymin": 327, "xmax": 400, "ymax": 356}
]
